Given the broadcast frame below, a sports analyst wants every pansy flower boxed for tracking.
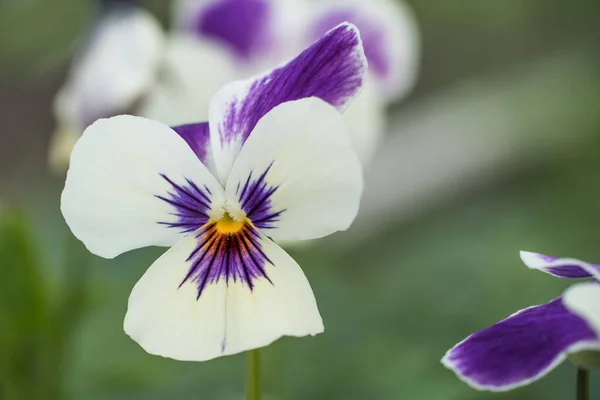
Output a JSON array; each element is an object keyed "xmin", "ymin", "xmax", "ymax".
[
  {"xmin": 442, "ymin": 251, "xmax": 600, "ymax": 391},
  {"xmin": 61, "ymin": 24, "xmax": 366, "ymax": 361},
  {"xmin": 142, "ymin": 0, "xmax": 420, "ymax": 164},
  {"xmin": 50, "ymin": 0, "xmax": 163, "ymax": 172}
]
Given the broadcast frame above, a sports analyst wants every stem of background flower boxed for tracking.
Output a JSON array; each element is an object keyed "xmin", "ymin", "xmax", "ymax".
[
  {"xmin": 577, "ymin": 367, "xmax": 590, "ymax": 400},
  {"xmin": 246, "ymin": 349, "xmax": 262, "ymax": 400}
]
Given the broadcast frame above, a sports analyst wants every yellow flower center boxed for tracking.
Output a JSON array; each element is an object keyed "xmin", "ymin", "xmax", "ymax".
[{"xmin": 214, "ymin": 213, "xmax": 246, "ymax": 234}]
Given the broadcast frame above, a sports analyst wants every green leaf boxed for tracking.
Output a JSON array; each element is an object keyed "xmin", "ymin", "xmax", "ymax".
[{"xmin": 0, "ymin": 209, "xmax": 49, "ymax": 399}]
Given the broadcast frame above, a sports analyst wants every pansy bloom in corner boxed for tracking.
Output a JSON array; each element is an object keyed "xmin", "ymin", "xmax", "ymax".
[
  {"xmin": 61, "ymin": 24, "xmax": 366, "ymax": 361},
  {"xmin": 442, "ymin": 251, "xmax": 600, "ymax": 391}
]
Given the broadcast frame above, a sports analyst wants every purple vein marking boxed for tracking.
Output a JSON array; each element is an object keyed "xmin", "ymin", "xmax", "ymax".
[
  {"xmin": 156, "ymin": 174, "xmax": 213, "ymax": 234},
  {"xmin": 217, "ymin": 24, "xmax": 365, "ymax": 147},
  {"xmin": 236, "ymin": 163, "xmax": 285, "ymax": 229},
  {"xmin": 181, "ymin": 222, "xmax": 273, "ymax": 299}
]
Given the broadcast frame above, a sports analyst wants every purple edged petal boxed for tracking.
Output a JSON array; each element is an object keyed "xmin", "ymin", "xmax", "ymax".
[
  {"xmin": 520, "ymin": 251, "xmax": 600, "ymax": 279},
  {"xmin": 442, "ymin": 298, "xmax": 600, "ymax": 391},
  {"xmin": 209, "ymin": 22, "xmax": 366, "ymax": 183},
  {"xmin": 308, "ymin": 0, "xmax": 419, "ymax": 102},
  {"xmin": 194, "ymin": 0, "xmax": 272, "ymax": 60},
  {"xmin": 313, "ymin": 8, "xmax": 389, "ymax": 83}
]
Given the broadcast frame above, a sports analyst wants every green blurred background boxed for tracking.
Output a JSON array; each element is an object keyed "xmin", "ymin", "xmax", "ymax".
[{"xmin": 1, "ymin": 0, "xmax": 600, "ymax": 398}]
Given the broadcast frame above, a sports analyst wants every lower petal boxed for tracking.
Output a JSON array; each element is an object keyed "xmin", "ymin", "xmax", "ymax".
[
  {"xmin": 124, "ymin": 224, "xmax": 323, "ymax": 361},
  {"xmin": 442, "ymin": 298, "xmax": 600, "ymax": 391}
]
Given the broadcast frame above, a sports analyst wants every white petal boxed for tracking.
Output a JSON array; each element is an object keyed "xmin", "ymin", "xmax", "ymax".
[
  {"xmin": 124, "ymin": 226, "xmax": 323, "ymax": 361},
  {"xmin": 139, "ymin": 34, "xmax": 237, "ymax": 126},
  {"xmin": 56, "ymin": 8, "xmax": 164, "ymax": 128},
  {"xmin": 225, "ymin": 97, "xmax": 363, "ymax": 241},
  {"xmin": 564, "ymin": 282, "xmax": 600, "ymax": 336},
  {"xmin": 61, "ymin": 115, "xmax": 225, "ymax": 259},
  {"xmin": 344, "ymin": 76, "xmax": 386, "ymax": 165}
]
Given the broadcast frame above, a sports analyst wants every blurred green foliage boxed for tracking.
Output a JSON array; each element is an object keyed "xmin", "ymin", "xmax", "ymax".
[{"xmin": 0, "ymin": 210, "xmax": 90, "ymax": 399}]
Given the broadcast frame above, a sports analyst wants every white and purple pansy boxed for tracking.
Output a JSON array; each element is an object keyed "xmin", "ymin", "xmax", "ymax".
[
  {"xmin": 442, "ymin": 251, "xmax": 600, "ymax": 391},
  {"xmin": 50, "ymin": 1, "xmax": 163, "ymax": 172},
  {"xmin": 162, "ymin": 0, "xmax": 419, "ymax": 165},
  {"xmin": 61, "ymin": 23, "xmax": 366, "ymax": 361}
]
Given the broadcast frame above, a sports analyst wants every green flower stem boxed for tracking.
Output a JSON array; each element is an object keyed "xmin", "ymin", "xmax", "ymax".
[
  {"xmin": 246, "ymin": 349, "xmax": 262, "ymax": 400},
  {"xmin": 577, "ymin": 367, "xmax": 590, "ymax": 400}
]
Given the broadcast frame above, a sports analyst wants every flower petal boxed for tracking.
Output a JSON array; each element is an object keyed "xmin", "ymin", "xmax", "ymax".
[
  {"xmin": 171, "ymin": 122, "xmax": 217, "ymax": 174},
  {"xmin": 564, "ymin": 282, "xmax": 600, "ymax": 336},
  {"xmin": 225, "ymin": 97, "xmax": 362, "ymax": 241},
  {"xmin": 124, "ymin": 224, "xmax": 323, "ymax": 361},
  {"xmin": 138, "ymin": 34, "xmax": 237, "ymax": 127},
  {"xmin": 61, "ymin": 115, "xmax": 225, "ymax": 259},
  {"xmin": 442, "ymin": 298, "xmax": 600, "ymax": 391},
  {"xmin": 309, "ymin": 0, "xmax": 420, "ymax": 102},
  {"xmin": 194, "ymin": 0, "xmax": 272, "ymax": 60},
  {"xmin": 55, "ymin": 7, "xmax": 163, "ymax": 129},
  {"xmin": 343, "ymin": 77, "xmax": 386, "ymax": 164},
  {"xmin": 520, "ymin": 251, "xmax": 600, "ymax": 279},
  {"xmin": 208, "ymin": 22, "xmax": 366, "ymax": 183}
]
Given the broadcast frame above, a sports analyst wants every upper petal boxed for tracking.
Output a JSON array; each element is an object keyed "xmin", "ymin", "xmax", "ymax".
[
  {"xmin": 442, "ymin": 298, "xmax": 600, "ymax": 391},
  {"xmin": 208, "ymin": 22, "xmax": 366, "ymax": 183},
  {"xmin": 308, "ymin": 0, "xmax": 420, "ymax": 102},
  {"xmin": 564, "ymin": 282, "xmax": 600, "ymax": 337},
  {"xmin": 520, "ymin": 251, "xmax": 600, "ymax": 279},
  {"xmin": 225, "ymin": 97, "xmax": 363, "ymax": 242},
  {"xmin": 124, "ymin": 223, "xmax": 323, "ymax": 361},
  {"xmin": 61, "ymin": 115, "xmax": 225, "ymax": 259}
]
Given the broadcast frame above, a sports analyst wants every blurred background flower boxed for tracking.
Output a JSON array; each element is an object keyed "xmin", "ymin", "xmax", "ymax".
[
  {"xmin": 1, "ymin": 0, "xmax": 600, "ymax": 399},
  {"xmin": 49, "ymin": 0, "xmax": 163, "ymax": 172}
]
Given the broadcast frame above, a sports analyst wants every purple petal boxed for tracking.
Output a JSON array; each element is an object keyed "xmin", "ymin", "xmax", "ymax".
[
  {"xmin": 520, "ymin": 251, "xmax": 600, "ymax": 279},
  {"xmin": 442, "ymin": 298, "xmax": 599, "ymax": 391},
  {"xmin": 307, "ymin": 0, "xmax": 419, "ymax": 102},
  {"xmin": 313, "ymin": 9, "xmax": 389, "ymax": 83},
  {"xmin": 209, "ymin": 22, "xmax": 366, "ymax": 182},
  {"xmin": 194, "ymin": 0, "xmax": 272, "ymax": 60},
  {"xmin": 172, "ymin": 122, "xmax": 211, "ymax": 166}
]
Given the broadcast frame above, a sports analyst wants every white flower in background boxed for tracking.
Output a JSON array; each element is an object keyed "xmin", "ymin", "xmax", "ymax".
[
  {"xmin": 49, "ymin": 2, "xmax": 163, "ymax": 173},
  {"xmin": 141, "ymin": 0, "xmax": 419, "ymax": 164},
  {"xmin": 61, "ymin": 24, "xmax": 366, "ymax": 361}
]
